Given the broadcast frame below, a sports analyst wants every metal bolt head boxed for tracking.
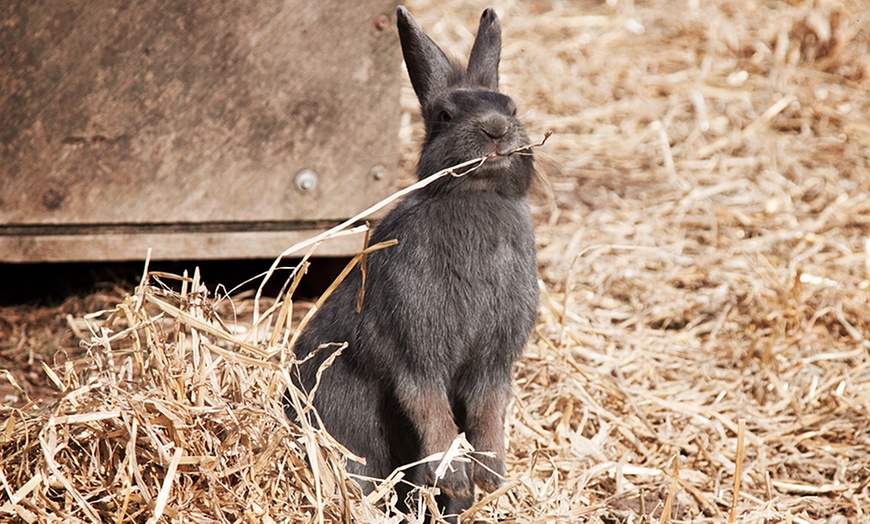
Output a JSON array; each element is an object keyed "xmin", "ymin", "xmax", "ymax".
[
  {"xmin": 295, "ymin": 169, "xmax": 318, "ymax": 192},
  {"xmin": 373, "ymin": 14, "xmax": 390, "ymax": 31},
  {"xmin": 371, "ymin": 164, "xmax": 386, "ymax": 181}
]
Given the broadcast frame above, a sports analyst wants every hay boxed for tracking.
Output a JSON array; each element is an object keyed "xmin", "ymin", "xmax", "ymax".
[
  {"xmin": 1, "ymin": 265, "xmax": 409, "ymax": 523},
  {"xmin": 3, "ymin": 0, "xmax": 870, "ymax": 522}
]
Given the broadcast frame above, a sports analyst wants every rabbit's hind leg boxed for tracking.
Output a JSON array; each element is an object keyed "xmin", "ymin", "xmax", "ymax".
[{"xmin": 393, "ymin": 380, "xmax": 473, "ymax": 499}]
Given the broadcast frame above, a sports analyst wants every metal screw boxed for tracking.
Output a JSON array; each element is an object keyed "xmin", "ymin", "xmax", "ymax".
[
  {"xmin": 371, "ymin": 164, "xmax": 386, "ymax": 181},
  {"xmin": 295, "ymin": 169, "xmax": 318, "ymax": 192},
  {"xmin": 373, "ymin": 14, "xmax": 390, "ymax": 31}
]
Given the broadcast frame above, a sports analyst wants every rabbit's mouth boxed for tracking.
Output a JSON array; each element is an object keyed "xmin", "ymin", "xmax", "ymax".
[
  {"xmin": 483, "ymin": 152, "xmax": 511, "ymax": 167},
  {"xmin": 484, "ymin": 142, "xmax": 521, "ymax": 163},
  {"xmin": 483, "ymin": 140, "xmax": 511, "ymax": 159},
  {"xmin": 484, "ymin": 134, "xmax": 529, "ymax": 159}
]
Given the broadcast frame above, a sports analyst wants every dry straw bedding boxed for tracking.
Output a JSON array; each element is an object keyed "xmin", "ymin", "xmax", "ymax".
[{"xmin": 2, "ymin": 0, "xmax": 870, "ymax": 522}]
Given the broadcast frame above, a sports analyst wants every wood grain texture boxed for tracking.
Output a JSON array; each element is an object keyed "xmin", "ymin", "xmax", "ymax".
[
  {"xmin": 0, "ymin": 228, "xmax": 369, "ymax": 262},
  {"xmin": 0, "ymin": 1, "xmax": 401, "ymax": 239}
]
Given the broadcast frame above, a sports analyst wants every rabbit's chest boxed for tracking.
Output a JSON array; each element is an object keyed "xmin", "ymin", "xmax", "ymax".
[
  {"xmin": 414, "ymin": 220, "xmax": 535, "ymax": 370},
  {"xmin": 369, "ymin": 195, "xmax": 536, "ymax": 345},
  {"xmin": 415, "ymin": 207, "xmax": 535, "ymax": 318}
]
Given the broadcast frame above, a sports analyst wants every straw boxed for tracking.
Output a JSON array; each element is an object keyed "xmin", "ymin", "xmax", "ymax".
[{"xmin": 2, "ymin": 0, "xmax": 869, "ymax": 521}]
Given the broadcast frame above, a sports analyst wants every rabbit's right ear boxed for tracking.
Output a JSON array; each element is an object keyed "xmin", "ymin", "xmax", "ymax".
[
  {"xmin": 397, "ymin": 6, "xmax": 453, "ymax": 104},
  {"xmin": 467, "ymin": 9, "xmax": 501, "ymax": 90}
]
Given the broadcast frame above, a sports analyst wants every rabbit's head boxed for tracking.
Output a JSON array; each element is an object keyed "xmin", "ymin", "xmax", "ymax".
[{"xmin": 397, "ymin": 7, "xmax": 534, "ymax": 197}]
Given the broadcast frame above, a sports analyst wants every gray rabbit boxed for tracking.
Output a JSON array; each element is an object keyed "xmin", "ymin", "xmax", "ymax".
[{"xmin": 286, "ymin": 6, "xmax": 537, "ymax": 519}]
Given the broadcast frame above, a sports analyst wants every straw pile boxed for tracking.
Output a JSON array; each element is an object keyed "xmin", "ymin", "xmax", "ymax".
[{"xmin": 2, "ymin": 0, "xmax": 869, "ymax": 522}]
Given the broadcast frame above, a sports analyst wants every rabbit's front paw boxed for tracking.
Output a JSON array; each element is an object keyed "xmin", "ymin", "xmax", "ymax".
[
  {"xmin": 430, "ymin": 461, "xmax": 473, "ymax": 499},
  {"xmin": 472, "ymin": 454, "xmax": 506, "ymax": 493}
]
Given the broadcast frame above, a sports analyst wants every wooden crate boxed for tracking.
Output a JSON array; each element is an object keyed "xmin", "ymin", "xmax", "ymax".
[{"xmin": 0, "ymin": 0, "xmax": 401, "ymax": 261}]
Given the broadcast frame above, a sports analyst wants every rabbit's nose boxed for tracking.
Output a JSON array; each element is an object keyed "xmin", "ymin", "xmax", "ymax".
[{"xmin": 481, "ymin": 114, "xmax": 509, "ymax": 139}]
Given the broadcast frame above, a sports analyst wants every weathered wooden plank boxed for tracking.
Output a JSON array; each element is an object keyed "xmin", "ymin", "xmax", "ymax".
[
  {"xmin": 0, "ymin": 0, "xmax": 400, "ymax": 235},
  {"xmin": 0, "ymin": 228, "xmax": 370, "ymax": 262}
]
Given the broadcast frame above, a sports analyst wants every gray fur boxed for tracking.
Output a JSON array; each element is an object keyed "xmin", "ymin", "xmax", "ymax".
[{"xmin": 285, "ymin": 6, "xmax": 537, "ymax": 520}]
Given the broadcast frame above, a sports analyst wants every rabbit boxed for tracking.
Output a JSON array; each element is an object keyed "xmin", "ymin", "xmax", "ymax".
[{"xmin": 285, "ymin": 5, "xmax": 537, "ymax": 520}]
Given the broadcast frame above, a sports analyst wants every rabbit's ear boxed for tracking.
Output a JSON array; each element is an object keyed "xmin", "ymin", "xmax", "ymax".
[
  {"xmin": 467, "ymin": 8, "xmax": 501, "ymax": 90},
  {"xmin": 397, "ymin": 6, "xmax": 454, "ymax": 104}
]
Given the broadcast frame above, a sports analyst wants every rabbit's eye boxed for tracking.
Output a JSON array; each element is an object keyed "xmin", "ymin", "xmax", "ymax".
[{"xmin": 438, "ymin": 110, "xmax": 453, "ymax": 123}]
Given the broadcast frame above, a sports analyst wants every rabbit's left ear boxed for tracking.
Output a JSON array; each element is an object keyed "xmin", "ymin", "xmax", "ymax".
[{"xmin": 467, "ymin": 8, "xmax": 501, "ymax": 90}]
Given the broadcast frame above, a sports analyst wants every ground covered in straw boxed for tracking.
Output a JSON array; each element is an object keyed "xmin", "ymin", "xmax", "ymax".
[{"xmin": 2, "ymin": 0, "xmax": 869, "ymax": 522}]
